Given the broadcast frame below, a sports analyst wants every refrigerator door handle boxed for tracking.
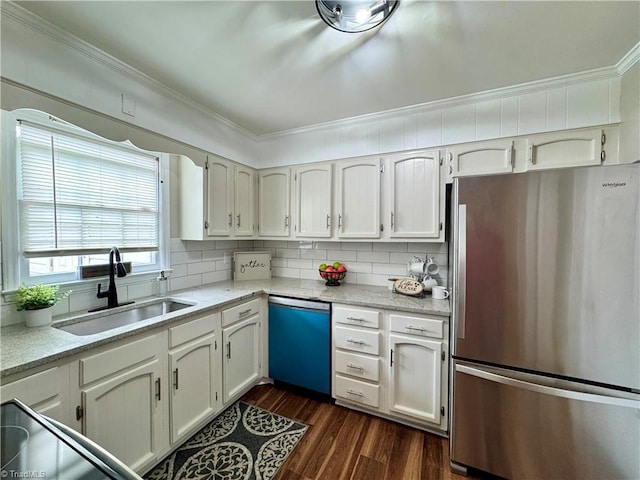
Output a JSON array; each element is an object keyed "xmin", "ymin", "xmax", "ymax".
[
  {"xmin": 456, "ymin": 204, "xmax": 467, "ymax": 339},
  {"xmin": 456, "ymin": 364, "xmax": 640, "ymax": 409}
]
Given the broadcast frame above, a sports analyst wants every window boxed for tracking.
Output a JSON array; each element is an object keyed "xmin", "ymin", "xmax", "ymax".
[{"xmin": 2, "ymin": 110, "xmax": 168, "ymax": 287}]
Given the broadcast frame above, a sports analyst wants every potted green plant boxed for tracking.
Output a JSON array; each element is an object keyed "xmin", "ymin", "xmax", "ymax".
[{"xmin": 15, "ymin": 283, "xmax": 71, "ymax": 327}]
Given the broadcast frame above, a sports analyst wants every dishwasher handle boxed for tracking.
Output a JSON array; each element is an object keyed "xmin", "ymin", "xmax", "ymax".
[{"xmin": 268, "ymin": 296, "xmax": 331, "ymax": 312}]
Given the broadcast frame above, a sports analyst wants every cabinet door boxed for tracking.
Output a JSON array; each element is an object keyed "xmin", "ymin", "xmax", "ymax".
[
  {"xmin": 206, "ymin": 156, "xmax": 234, "ymax": 236},
  {"xmin": 389, "ymin": 333, "xmax": 442, "ymax": 426},
  {"xmin": 294, "ymin": 164, "xmax": 333, "ymax": 238},
  {"xmin": 83, "ymin": 359, "xmax": 164, "ymax": 472},
  {"xmin": 234, "ymin": 165, "xmax": 255, "ymax": 236},
  {"xmin": 1, "ymin": 366, "xmax": 69, "ymax": 425},
  {"xmin": 526, "ymin": 128, "xmax": 604, "ymax": 171},
  {"xmin": 258, "ymin": 168, "xmax": 290, "ymax": 237},
  {"xmin": 447, "ymin": 139, "xmax": 514, "ymax": 178},
  {"xmin": 222, "ymin": 316, "xmax": 260, "ymax": 403},
  {"xmin": 389, "ymin": 152, "xmax": 441, "ymax": 238},
  {"xmin": 169, "ymin": 333, "xmax": 220, "ymax": 445},
  {"xmin": 337, "ymin": 158, "xmax": 381, "ymax": 238}
]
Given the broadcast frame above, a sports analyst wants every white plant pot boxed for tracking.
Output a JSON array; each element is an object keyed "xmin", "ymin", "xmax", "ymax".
[{"xmin": 23, "ymin": 306, "xmax": 53, "ymax": 327}]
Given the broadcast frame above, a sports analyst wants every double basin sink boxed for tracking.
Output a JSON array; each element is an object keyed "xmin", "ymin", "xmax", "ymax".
[{"xmin": 53, "ymin": 299, "xmax": 194, "ymax": 336}]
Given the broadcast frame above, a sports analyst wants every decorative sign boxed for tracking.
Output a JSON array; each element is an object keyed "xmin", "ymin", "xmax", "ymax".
[
  {"xmin": 393, "ymin": 278, "xmax": 424, "ymax": 297},
  {"xmin": 233, "ymin": 252, "xmax": 272, "ymax": 280}
]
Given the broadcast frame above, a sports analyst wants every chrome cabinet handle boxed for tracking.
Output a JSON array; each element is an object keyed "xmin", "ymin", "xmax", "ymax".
[
  {"xmin": 155, "ymin": 378, "xmax": 161, "ymax": 401},
  {"xmin": 173, "ymin": 368, "xmax": 179, "ymax": 390},
  {"xmin": 237, "ymin": 214, "xmax": 241, "ymax": 227},
  {"xmin": 326, "ymin": 214, "xmax": 331, "ymax": 229},
  {"xmin": 347, "ymin": 316, "xmax": 365, "ymax": 322},
  {"xmin": 391, "ymin": 212, "xmax": 394, "ymax": 228},
  {"xmin": 347, "ymin": 338, "xmax": 364, "ymax": 345},
  {"xmin": 338, "ymin": 214, "xmax": 343, "ymax": 228},
  {"xmin": 284, "ymin": 215, "xmax": 289, "ymax": 227},
  {"xmin": 346, "ymin": 363, "xmax": 364, "ymax": 371},
  {"xmin": 347, "ymin": 389, "xmax": 364, "ymax": 398},
  {"xmin": 228, "ymin": 213, "xmax": 232, "ymax": 226},
  {"xmin": 239, "ymin": 308, "xmax": 252, "ymax": 318},
  {"xmin": 406, "ymin": 325, "xmax": 427, "ymax": 332}
]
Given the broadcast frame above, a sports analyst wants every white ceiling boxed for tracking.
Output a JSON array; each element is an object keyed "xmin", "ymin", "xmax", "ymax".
[{"xmin": 13, "ymin": 1, "xmax": 640, "ymax": 136}]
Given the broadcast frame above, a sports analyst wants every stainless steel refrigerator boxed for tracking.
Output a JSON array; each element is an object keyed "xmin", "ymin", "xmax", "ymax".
[{"xmin": 450, "ymin": 163, "xmax": 640, "ymax": 479}]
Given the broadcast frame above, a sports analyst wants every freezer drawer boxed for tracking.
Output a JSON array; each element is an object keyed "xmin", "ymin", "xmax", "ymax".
[{"xmin": 451, "ymin": 362, "xmax": 640, "ymax": 480}]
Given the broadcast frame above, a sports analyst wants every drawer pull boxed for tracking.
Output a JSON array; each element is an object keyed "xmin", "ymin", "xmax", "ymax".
[
  {"xmin": 406, "ymin": 325, "xmax": 427, "ymax": 332},
  {"xmin": 347, "ymin": 338, "xmax": 365, "ymax": 345},
  {"xmin": 346, "ymin": 363, "xmax": 364, "ymax": 371},
  {"xmin": 347, "ymin": 389, "xmax": 364, "ymax": 398},
  {"xmin": 239, "ymin": 308, "xmax": 252, "ymax": 317},
  {"xmin": 347, "ymin": 316, "xmax": 365, "ymax": 322}
]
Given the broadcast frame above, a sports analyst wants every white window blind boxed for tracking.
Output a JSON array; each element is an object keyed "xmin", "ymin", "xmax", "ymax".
[{"xmin": 17, "ymin": 121, "xmax": 160, "ymax": 257}]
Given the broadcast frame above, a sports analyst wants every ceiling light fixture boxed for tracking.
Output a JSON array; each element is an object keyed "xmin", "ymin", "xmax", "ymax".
[{"xmin": 316, "ymin": 0, "xmax": 399, "ymax": 33}]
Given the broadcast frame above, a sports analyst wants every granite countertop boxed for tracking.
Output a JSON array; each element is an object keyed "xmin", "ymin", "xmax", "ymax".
[{"xmin": 0, "ymin": 277, "xmax": 450, "ymax": 378}]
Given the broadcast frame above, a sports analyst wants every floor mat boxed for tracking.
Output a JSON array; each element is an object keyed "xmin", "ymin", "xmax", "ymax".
[{"xmin": 145, "ymin": 401, "xmax": 307, "ymax": 480}]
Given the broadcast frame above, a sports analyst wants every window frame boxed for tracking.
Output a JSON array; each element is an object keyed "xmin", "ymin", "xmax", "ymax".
[{"xmin": 1, "ymin": 109, "xmax": 170, "ymax": 291}]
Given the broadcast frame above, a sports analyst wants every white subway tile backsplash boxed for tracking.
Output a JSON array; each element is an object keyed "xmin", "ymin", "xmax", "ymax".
[
  {"xmin": 355, "ymin": 273, "xmax": 389, "ymax": 287},
  {"xmin": 170, "ymin": 238, "xmax": 187, "ymax": 253},
  {"xmin": 328, "ymin": 250, "xmax": 357, "ymax": 262},
  {"xmin": 372, "ymin": 263, "xmax": 409, "ymax": 276},
  {"xmin": 276, "ymin": 248, "xmax": 300, "ymax": 259},
  {"xmin": 171, "ymin": 263, "xmax": 188, "ymax": 278},
  {"xmin": 300, "ymin": 248, "xmax": 327, "ymax": 260},
  {"xmin": 373, "ymin": 242, "xmax": 408, "ymax": 253},
  {"xmin": 271, "ymin": 258, "xmax": 287, "ymax": 268},
  {"xmin": 170, "ymin": 274, "xmax": 202, "ymax": 291},
  {"xmin": 287, "ymin": 258, "xmax": 313, "ymax": 269},
  {"xmin": 171, "ymin": 250, "xmax": 203, "ymax": 265},
  {"xmin": 273, "ymin": 267, "xmax": 300, "ymax": 278},
  {"xmin": 127, "ymin": 281, "xmax": 154, "ymax": 300},
  {"xmin": 202, "ymin": 270, "xmax": 230, "ymax": 284},
  {"xmin": 215, "ymin": 240, "xmax": 239, "ymax": 249},
  {"xmin": 356, "ymin": 251, "xmax": 390, "ymax": 264},
  {"xmin": 187, "ymin": 261, "xmax": 216, "ymax": 275},
  {"xmin": 186, "ymin": 240, "xmax": 216, "ymax": 251},
  {"xmin": 340, "ymin": 242, "xmax": 373, "ymax": 251},
  {"xmin": 343, "ymin": 262, "xmax": 373, "ymax": 274}
]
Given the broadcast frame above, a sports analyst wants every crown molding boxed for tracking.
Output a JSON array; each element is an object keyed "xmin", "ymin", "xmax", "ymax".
[
  {"xmin": 617, "ymin": 42, "xmax": 640, "ymax": 75},
  {"xmin": 1, "ymin": 1, "xmax": 257, "ymax": 140},
  {"xmin": 257, "ymin": 64, "xmax": 621, "ymax": 141}
]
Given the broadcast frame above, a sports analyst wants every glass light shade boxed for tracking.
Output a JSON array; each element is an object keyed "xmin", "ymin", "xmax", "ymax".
[{"xmin": 316, "ymin": 0, "xmax": 399, "ymax": 33}]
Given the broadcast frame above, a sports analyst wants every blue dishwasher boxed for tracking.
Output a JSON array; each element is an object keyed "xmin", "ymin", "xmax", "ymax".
[{"xmin": 268, "ymin": 296, "xmax": 331, "ymax": 396}]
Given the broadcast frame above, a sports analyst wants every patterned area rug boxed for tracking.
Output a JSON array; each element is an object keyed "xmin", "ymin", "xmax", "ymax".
[{"xmin": 145, "ymin": 401, "xmax": 307, "ymax": 480}]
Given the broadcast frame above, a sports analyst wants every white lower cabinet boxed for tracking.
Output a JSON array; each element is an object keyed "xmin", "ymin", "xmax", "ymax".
[
  {"xmin": 168, "ymin": 313, "xmax": 222, "ymax": 445},
  {"xmin": 389, "ymin": 334, "xmax": 442, "ymax": 426},
  {"xmin": 332, "ymin": 303, "xmax": 449, "ymax": 434},
  {"xmin": 222, "ymin": 301, "xmax": 262, "ymax": 403},
  {"xmin": 1, "ymin": 364, "xmax": 71, "ymax": 425},
  {"xmin": 79, "ymin": 332, "xmax": 167, "ymax": 473}
]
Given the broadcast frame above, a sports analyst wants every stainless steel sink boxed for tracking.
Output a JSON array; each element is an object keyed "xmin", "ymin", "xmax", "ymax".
[{"xmin": 53, "ymin": 299, "xmax": 194, "ymax": 336}]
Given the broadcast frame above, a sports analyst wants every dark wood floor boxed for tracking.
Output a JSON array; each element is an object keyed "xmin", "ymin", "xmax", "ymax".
[{"xmin": 241, "ymin": 384, "xmax": 485, "ymax": 480}]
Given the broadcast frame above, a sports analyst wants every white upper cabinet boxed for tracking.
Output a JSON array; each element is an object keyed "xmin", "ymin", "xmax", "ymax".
[
  {"xmin": 234, "ymin": 165, "xmax": 255, "ymax": 237},
  {"xmin": 206, "ymin": 156, "xmax": 234, "ymax": 237},
  {"xmin": 526, "ymin": 128, "xmax": 605, "ymax": 171},
  {"xmin": 446, "ymin": 139, "xmax": 515, "ymax": 179},
  {"xmin": 294, "ymin": 164, "xmax": 333, "ymax": 238},
  {"xmin": 258, "ymin": 167, "xmax": 290, "ymax": 237},
  {"xmin": 180, "ymin": 155, "xmax": 255, "ymax": 240},
  {"xmin": 388, "ymin": 151, "xmax": 442, "ymax": 238},
  {"xmin": 336, "ymin": 158, "xmax": 381, "ymax": 238}
]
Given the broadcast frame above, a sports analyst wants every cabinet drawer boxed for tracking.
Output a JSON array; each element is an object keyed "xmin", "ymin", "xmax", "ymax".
[
  {"xmin": 169, "ymin": 313, "xmax": 218, "ymax": 348},
  {"xmin": 335, "ymin": 351, "xmax": 379, "ymax": 382},
  {"xmin": 335, "ymin": 375, "xmax": 379, "ymax": 408},
  {"xmin": 333, "ymin": 305, "xmax": 380, "ymax": 329},
  {"xmin": 80, "ymin": 334, "xmax": 160, "ymax": 386},
  {"xmin": 222, "ymin": 298, "xmax": 260, "ymax": 327},
  {"xmin": 334, "ymin": 326, "xmax": 380, "ymax": 355},
  {"xmin": 0, "ymin": 368, "xmax": 59, "ymax": 405},
  {"xmin": 389, "ymin": 313, "xmax": 444, "ymax": 339}
]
